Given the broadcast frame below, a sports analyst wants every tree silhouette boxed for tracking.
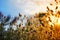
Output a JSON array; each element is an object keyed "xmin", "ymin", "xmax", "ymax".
[{"xmin": 0, "ymin": 12, "xmax": 11, "ymax": 40}]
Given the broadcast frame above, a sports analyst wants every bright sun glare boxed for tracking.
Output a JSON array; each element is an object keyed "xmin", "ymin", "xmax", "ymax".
[{"xmin": 58, "ymin": 18, "xmax": 60, "ymax": 24}]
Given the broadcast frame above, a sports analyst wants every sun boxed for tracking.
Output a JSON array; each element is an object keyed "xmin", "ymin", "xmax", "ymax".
[{"xmin": 58, "ymin": 18, "xmax": 60, "ymax": 24}]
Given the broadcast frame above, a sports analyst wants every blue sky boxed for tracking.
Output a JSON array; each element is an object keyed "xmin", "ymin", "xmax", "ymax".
[
  {"xmin": 0, "ymin": 0, "xmax": 51, "ymax": 17},
  {"xmin": 0, "ymin": 0, "xmax": 20, "ymax": 17},
  {"xmin": 0, "ymin": 0, "xmax": 57, "ymax": 17}
]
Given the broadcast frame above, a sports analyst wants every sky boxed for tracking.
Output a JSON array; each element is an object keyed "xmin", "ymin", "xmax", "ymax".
[
  {"xmin": 0, "ymin": 0, "xmax": 56, "ymax": 17},
  {"xmin": 0, "ymin": 0, "xmax": 60, "ymax": 17}
]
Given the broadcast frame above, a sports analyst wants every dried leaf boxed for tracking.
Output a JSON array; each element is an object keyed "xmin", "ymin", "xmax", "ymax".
[
  {"xmin": 39, "ymin": 13, "xmax": 45, "ymax": 17},
  {"xmin": 56, "ymin": 6, "xmax": 58, "ymax": 9},
  {"xmin": 19, "ymin": 13, "xmax": 22, "ymax": 17},
  {"xmin": 5, "ymin": 16, "xmax": 10, "ymax": 23}
]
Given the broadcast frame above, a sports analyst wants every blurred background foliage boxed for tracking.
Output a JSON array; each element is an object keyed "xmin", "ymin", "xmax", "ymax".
[
  {"xmin": 0, "ymin": 5, "xmax": 60, "ymax": 40},
  {"xmin": 0, "ymin": 9, "xmax": 60, "ymax": 40}
]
